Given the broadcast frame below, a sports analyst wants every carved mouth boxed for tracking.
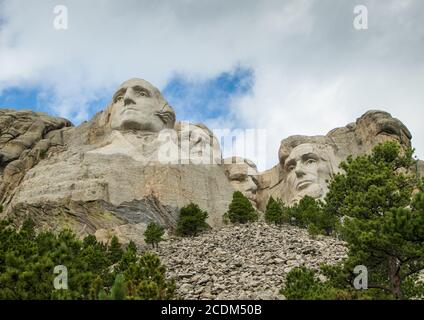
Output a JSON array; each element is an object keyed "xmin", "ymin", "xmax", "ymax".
[
  {"xmin": 121, "ymin": 107, "xmax": 139, "ymax": 114},
  {"xmin": 296, "ymin": 180, "xmax": 313, "ymax": 190}
]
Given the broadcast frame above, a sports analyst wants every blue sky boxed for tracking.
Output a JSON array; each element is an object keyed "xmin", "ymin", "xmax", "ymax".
[
  {"xmin": 163, "ymin": 67, "xmax": 254, "ymax": 126},
  {"xmin": 0, "ymin": 66, "xmax": 254, "ymax": 128}
]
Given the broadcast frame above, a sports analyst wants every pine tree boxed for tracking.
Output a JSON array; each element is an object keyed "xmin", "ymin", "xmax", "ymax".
[
  {"xmin": 224, "ymin": 191, "xmax": 258, "ymax": 224},
  {"xmin": 324, "ymin": 142, "xmax": 424, "ymax": 299},
  {"xmin": 125, "ymin": 252, "xmax": 176, "ymax": 300},
  {"xmin": 108, "ymin": 236, "xmax": 123, "ymax": 264},
  {"xmin": 264, "ymin": 196, "xmax": 285, "ymax": 225},
  {"xmin": 288, "ymin": 196, "xmax": 336, "ymax": 235},
  {"xmin": 99, "ymin": 274, "xmax": 127, "ymax": 300},
  {"xmin": 144, "ymin": 222, "xmax": 165, "ymax": 248},
  {"xmin": 176, "ymin": 203, "xmax": 209, "ymax": 237}
]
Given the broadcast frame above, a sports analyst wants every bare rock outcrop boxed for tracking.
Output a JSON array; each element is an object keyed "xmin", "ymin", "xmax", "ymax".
[
  {"xmin": 257, "ymin": 110, "xmax": 414, "ymax": 209},
  {"xmin": 0, "ymin": 80, "xmax": 419, "ymax": 242}
]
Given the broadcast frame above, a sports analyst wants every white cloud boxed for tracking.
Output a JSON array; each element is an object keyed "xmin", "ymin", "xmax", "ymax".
[{"xmin": 0, "ymin": 0, "xmax": 423, "ymax": 170}]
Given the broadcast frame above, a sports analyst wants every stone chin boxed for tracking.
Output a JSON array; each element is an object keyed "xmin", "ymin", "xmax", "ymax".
[{"xmin": 287, "ymin": 183, "xmax": 328, "ymax": 206}]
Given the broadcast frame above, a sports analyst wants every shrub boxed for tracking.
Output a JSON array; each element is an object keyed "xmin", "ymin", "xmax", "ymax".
[
  {"xmin": 144, "ymin": 222, "xmax": 165, "ymax": 248},
  {"xmin": 176, "ymin": 203, "xmax": 209, "ymax": 237},
  {"xmin": 264, "ymin": 197, "xmax": 287, "ymax": 225},
  {"xmin": 224, "ymin": 191, "xmax": 258, "ymax": 224},
  {"xmin": 125, "ymin": 252, "xmax": 176, "ymax": 300},
  {"xmin": 0, "ymin": 220, "xmax": 176, "ymax": 300},
  {"xmin": 281, "ymin": 266, "xmax": 327, "ymax": 300}
]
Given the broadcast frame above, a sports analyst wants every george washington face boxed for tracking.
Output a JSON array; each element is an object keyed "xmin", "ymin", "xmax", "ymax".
[{"xmin": 110, "ymin": 78, "xmax": 175, "ymax": 132}]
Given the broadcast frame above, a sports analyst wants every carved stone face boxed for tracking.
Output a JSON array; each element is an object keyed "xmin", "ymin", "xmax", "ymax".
[
  {"xmin": 110, "ymin": 78, "xmax": 175, "ymax": 132},
  {"xmin": 224, "ymin": 158, "xmax": 259, "ymax": 205},
  {"xmin": 283, "ymin": 143, "xmax": 335, "ymax": 205},
  {"xmin": 177, "ymin": 122, "xmax": 222, "ymax": 165}
]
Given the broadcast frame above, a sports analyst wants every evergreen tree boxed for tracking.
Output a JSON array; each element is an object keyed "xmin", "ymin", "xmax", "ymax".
[
  {"xmin": 176, "ymin": 203, "xmax": 209, "ymax": 237},
  {"xmin": 108, "ymin": 236, "xmax": 123, "ymax": 264},
  {"xmin": 125, "ymin": 252, "xmax": 176, "ymax": 300},
  {"xmin": 144, "ymin": 222, "xmax": 165, "ymax": 248},
  {"xmin": 288, "ymin": 196, "xmax": 337, "ymax": 235},
  {"xmin": 99, "ymin": 274, "xmax": 127, "ymax": 300},
  {"xmin": 264, "ymin": 196, "xmax": 286, "ymax": 225},
  {"xmin": 0, "ymin": 220, "xmax": 176, "ymax": 300},
  {"xmin": 282, "ymin": 142, "xmax": 424, "ymax": 300},
  {"xmin": 224, "ymin": 191, "xmax": 258, "ymax": 224},
  {"xmin": 324, "ymin": 141, "xmax": 424, "ymax": 299}
]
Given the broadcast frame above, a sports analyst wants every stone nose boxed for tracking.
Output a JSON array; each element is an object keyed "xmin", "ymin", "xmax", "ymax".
[
  {"xmin": 245, "ymin": 177, "xmax": 258, "ymax": 193},
  {"xmin": 295, "ymin": 166, "xmax": 306, "ymax": 178},
  {"xmin": 124, "ymin": 88, "xmax": 136, "ymax": 106}
]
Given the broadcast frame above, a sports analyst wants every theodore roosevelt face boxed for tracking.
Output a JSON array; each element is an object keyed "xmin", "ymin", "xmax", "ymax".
[{"xmin": 110, "ymin": 78, "xmax": 175, "ymax": 132}]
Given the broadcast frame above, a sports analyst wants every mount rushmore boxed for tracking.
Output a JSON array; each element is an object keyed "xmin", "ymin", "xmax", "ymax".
[{"xmin": 0, "ymin": 78, "xmax": 421, "ymax": 244}]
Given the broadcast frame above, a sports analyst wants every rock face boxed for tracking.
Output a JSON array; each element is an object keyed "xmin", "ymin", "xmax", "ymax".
[
  {"xmin": 0, "ymin": 79, "xmax": 418, "ymax": 244},
  {"xmin": 0, "ymin": 79, "xmax": 235, "ymax": 241},
  {"xmin": 257, "ymin": 110, "xmax": 414, "ymax": 210},
  {"xmin": 223, "ymin": 157, "xmax": 259, "ymax": 206},
  {"xmin": 154, "ymin": 222, "xmax": 347, "ymax": 300},
  {"xmin": 0, "ymin": 109, "xmax": 72, "ymax": 206}
]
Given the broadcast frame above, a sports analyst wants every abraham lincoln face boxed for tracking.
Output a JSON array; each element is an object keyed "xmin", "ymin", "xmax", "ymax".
[{"xmin": 282, "ymin": 143, "xmax": 337, "ymax": 205}]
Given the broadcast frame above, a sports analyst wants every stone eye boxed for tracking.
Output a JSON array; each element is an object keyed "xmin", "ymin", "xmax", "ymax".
[
  {"xmin": 115, "ymin": 95, "xmax": 123, "ymax": 103},
  {"xmin": 287, "ymin": 164, "xmax": 295, "ymax": 172},
  {"xmin": 306, "ymin": 159, "xmax": 316, "ymax": 165},
  {"xmin": 135, "ymin": 89, "xmax": 148, "ymax": 97}
]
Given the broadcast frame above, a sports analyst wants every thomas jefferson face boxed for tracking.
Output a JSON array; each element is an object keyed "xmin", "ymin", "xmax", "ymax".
[
  {"xmin": 178, "ymin": 122, "xmax": 222, "ymax": 164},
  {"xmin": 284, "ymin": 143, "xmax": 333, "ymax": 204},
  {"xmin": 110, "ymin": 79, "xmax": 175, "ymax": 132}
]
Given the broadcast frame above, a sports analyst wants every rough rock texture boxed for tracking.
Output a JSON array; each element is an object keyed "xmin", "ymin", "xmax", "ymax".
[
  {"xmin": 0, "ymin": 109, "xmax": 72, "ymax": 206},
  {"xmin": 0, "ymin": 81, "xmax": 419, "ymax": 241},
  {"xmin": 154, "ymin": 222, "xmax": 347, "ymax": 300},
  {"xmin": 1, "ymin": 80, "xmax": 235, "ymax": 235},
  {"xmin": 7, "ymin": 194, "xmax": 178, "ymax": 239},
  {"xmin": 257, "ymin": 110, "xmax": 414, "ymax": 210}
]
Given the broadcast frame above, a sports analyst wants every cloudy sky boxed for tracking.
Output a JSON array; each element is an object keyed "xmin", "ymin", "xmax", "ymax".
[{"xmin": 0, "ymin": 0, "xmax": 423, "ymax": 170}]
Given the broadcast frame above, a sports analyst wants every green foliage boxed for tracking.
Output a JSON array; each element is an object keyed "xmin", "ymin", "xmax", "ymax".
[
  {"xmin": 108, "ymin": 236, "xmax": 123, "ymax": 264},
  {"xmin": 288, "ymin": 196, "xmax": 337, "ymax": 236},
  {"xmin": 99, "ymin": 274, "xmax": 127, "ymax": 300},
  {"xmin": 324, "ymin": 141, "xmax": 424, "ymax": 299},
  {"xmin": 283, "ymin": 142, "xmax": 424, "ymax": 300},
  {"xmin": 224, "ymin": 191, "xmax": 258, "ymax": 224},
  {"xmin": 144, "ymin": 222, "xmax": 165, "ymax": 248},
  {"xmin": 325, "ymin": 141, "xmax": 416, "ymax": 220},
  {"xmin": 0, "ymin": 220, "xmax": 176, "ymax": 300},
  {"xmin": 125, "ymin": 252, "xmax": 176, "ymax": 300},
  {"xmin": 264, "ymin": 195, "xmax": 336, "ymax": 236},
  {"xmin": 281, "ymin": 265, "xmax": 390, "ymax": 300},
  {"xmin": 176, "ymin": 203, "xmax": 209, "ymax": 237},
  {"xmin": 264, "ymin": 197, "xmax": 287, "ymax": 225},
  {"xmin": 281, "ymin": 266, "xmax": 326, "ymax": 300}
]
